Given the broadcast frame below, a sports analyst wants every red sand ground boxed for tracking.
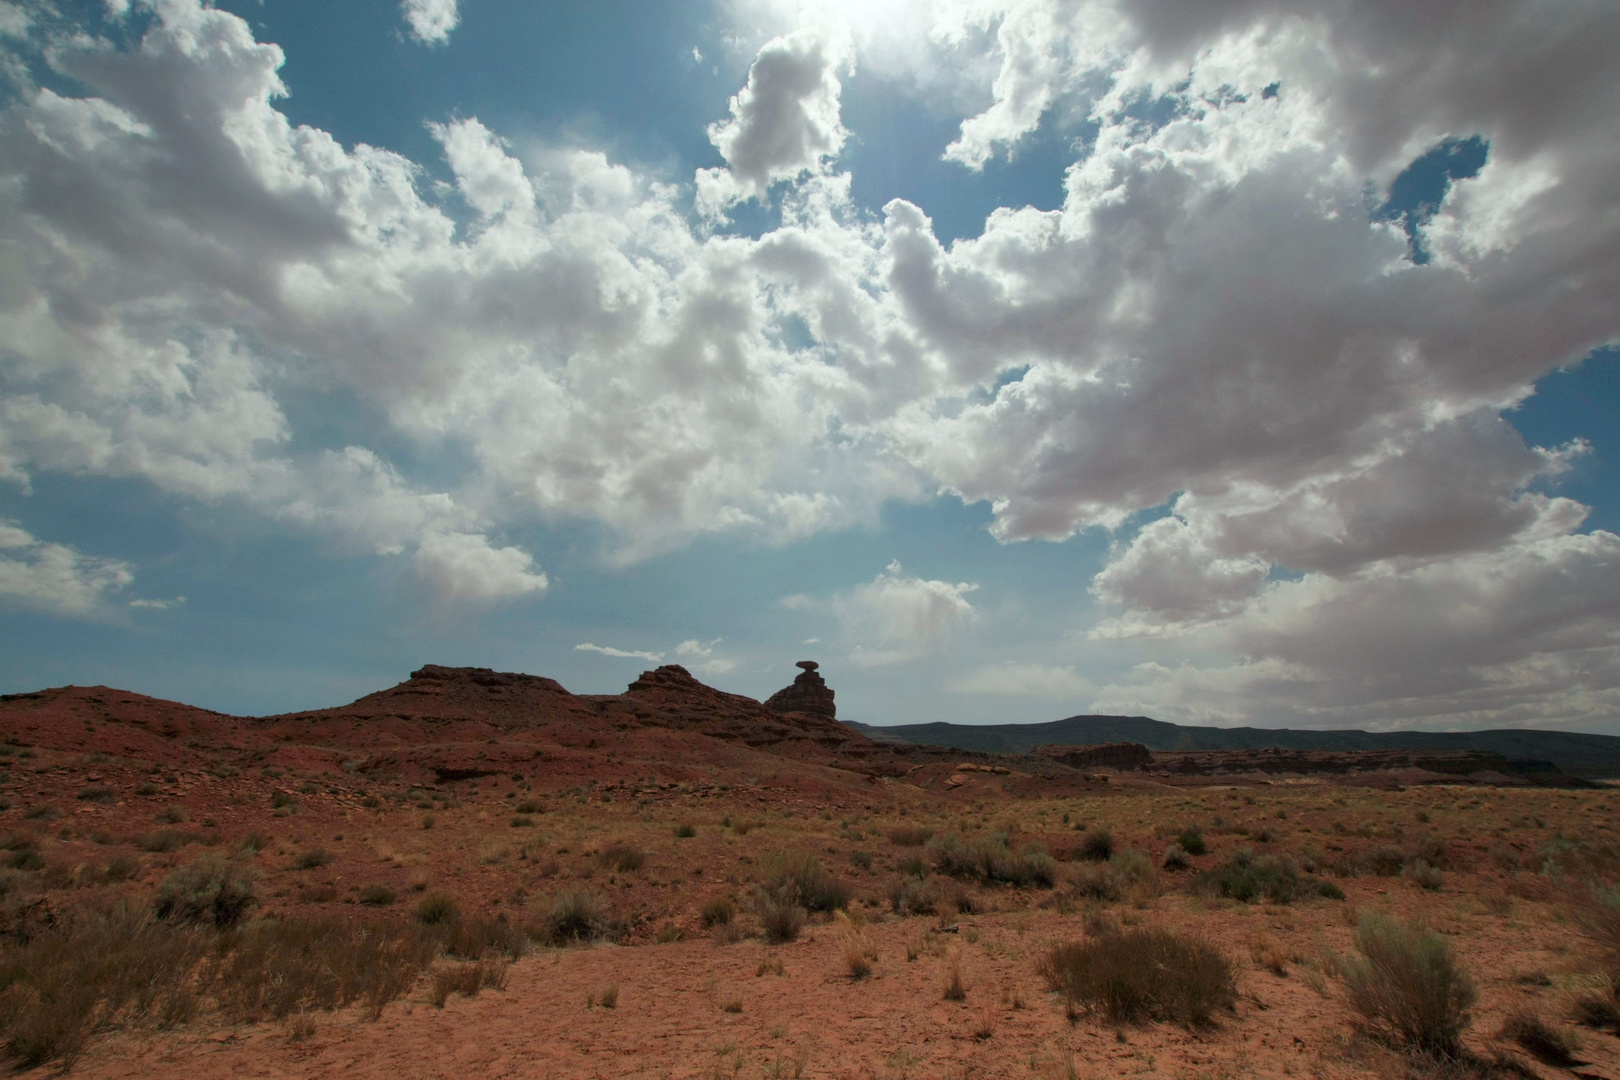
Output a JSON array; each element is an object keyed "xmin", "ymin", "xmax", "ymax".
[{"xmin": 3, "ymin": 665, "xmax": 1619, "ymax": 1079}]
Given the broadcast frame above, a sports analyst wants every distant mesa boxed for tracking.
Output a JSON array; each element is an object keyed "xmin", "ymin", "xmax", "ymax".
[{"xmin": 765, "ymin": 660, "xmax": 835, "ymax": 719}]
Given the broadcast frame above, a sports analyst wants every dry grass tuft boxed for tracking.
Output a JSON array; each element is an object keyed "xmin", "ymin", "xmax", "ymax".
[
  {"xmin": 942, "ymin": 946, "xmax": 968, "ymax": 1001},
  {"xmin": 835, "ymin": 909, "xmax": 876, "ymax": 979},
  {"xmin": 1249, "ymin": 931, "xmax": 1289, "ymax": 975},
  {"xmin": 539, "ymin": 887, "xmax": 613, "ymax": 944},
  {"xmin": 757, "ymin": 890, "xmax": 807, "ymax": 944}
]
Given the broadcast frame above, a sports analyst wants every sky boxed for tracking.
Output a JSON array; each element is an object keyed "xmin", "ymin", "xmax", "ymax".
[{"xmin": 0, "ymin": 0, "xmax": 1618, "ymax": 734}]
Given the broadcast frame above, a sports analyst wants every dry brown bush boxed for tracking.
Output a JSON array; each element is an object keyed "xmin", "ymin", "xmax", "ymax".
[{"xmin": 1037, "ymin": 929, "xmax": 1235, "ymax": 1026}]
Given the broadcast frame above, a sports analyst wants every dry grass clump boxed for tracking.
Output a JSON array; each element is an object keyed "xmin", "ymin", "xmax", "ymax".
[
  {"xmin": 701, "ymin": 895, "xmax": 736, "ymax": 927},
  {"xmin": 835, "ymin": 909, "xmax": 876, "ymax": 979},
  {"xmin": 428, "ymin": 959, "xmax": 508, "ymax": 1007},
  {"xmin": 1036, "ymin": 929, "xmax": 1235, "ymax": 1026},
  {"xmin": 757, "ymin": 890, "xmax": 808, "ymax": 944},
  {"xmin": 597, "ymin": 842, "xmax": 646, "ymax": 872},
  {"xmin": 1340, "ymin": 912, "xmax": 1476, "ymax": 1059},
  {"xmin": 1498, "ymin": 1008, "xmax": 1580, "ymax": 1067},
  {"xmin": 888, "ymin": 826, "xmax": 933, "ymax": 847},
  {"xmin": 763, "ymin": 849, "xmax": 849, "ymax": 912},
  {"xmin": 210, "ymin": 918, "xmax": 439, "ymax": 1023},
  {"xmin": 931, "ymin": 834, "xmax": 1057, "ymax": 888},
  {"xmin": 1249, "ymin": 931, "xmax": 1289, "ymax": 975},
  {"xmin": 0, "ymin": 904, "xmax": 203, "ymax": 1069},
  {"xmin": 539, "ymin": 887, "xmax": 613, "ymax": 944},
  {"xmin": 415, "ymin": 892, "xmax": 460, "ymax": 926},
  {"xmin": 153, "ymin": 854, "xmax": 259, "ymax": 928},
  {"xmin": 359, "ymin": 885, "xmax": 396, "ymax": 906},
  {"xmin": 0, "ymin": 906, "xmax": 442, "ymax": 1070},
  {"xmin": 942, "ymin": 946, "xmax": 967, "ymax": 1001}
]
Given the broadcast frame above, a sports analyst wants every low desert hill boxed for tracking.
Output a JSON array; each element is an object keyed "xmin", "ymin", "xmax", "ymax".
[{"xmin": 845, "ymin": 713, "xmax": 1620, "ymax": 777}]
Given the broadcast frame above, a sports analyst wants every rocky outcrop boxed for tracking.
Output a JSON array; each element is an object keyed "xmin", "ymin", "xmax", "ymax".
[
  {"xmin": 764, "ymin": 661, "xmax": 836, "ymax": 719},
  {"xmin": 1035, "ymin": 742, "xmax": 1153, "ymax": 771}
]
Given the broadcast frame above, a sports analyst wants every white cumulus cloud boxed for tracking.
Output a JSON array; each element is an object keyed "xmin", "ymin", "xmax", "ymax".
[
  {"xmin": 0, "ymin": 520, "xmax": 133, "ymax": 617},
  {"xmin": 401, "ymin": 0, "xmax": 458, "ymax": 45}
]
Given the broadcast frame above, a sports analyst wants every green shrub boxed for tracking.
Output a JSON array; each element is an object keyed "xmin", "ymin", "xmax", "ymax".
[
  {"xmin": 76, "ymin": 786, "xmax": 115, "ymax": 804},
  {"xmin": 153, "ymin": 855, "xmax": 258, "ymax": 928},
  {"xmin": 888, "ymin": 826, "xmax": 932, "ymax": 847},
  {"xmin": 1162, "ymin": 843, "xmax": 1190, "ymax": 871},
  {"xmin": 1036, "ymin": 929, "xmax": 1235, "ymax": 1025},
  {"xmin": 1176, "ymin": 827, "xmax": 1207, "ymax": 856},
  {"xmin": 930, "ymin": 834, "xmax": 1057, "ymax": 888},
  {"xmin": 1199, "ymin": 849, "xmax": 1342, "ymax": 904},
  {"xmin": 1340, "ymin": 912, "xmax": 1476, "ymax": 1058},
  {"xmin": 674, "ymin": 823, "xmax": 697, "ymax": 838},
  {"xmin": 358, "ymin": 885, "xmax": 396, "ymax": 906},
  {"xmin": 1403, "ymin": 859, "xmax": 1443, "ymax": 891}
]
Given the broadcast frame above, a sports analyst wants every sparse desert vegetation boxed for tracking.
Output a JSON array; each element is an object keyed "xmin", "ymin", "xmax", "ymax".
[{"xmin": 0, "ymin": 667, "xmax": 1618, "ymax": 1078}]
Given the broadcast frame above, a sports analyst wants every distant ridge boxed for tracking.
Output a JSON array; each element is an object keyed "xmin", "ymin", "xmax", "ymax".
[{"xmin": 843, "ymin": 715, "xmax": 1620, "ymax": 778}]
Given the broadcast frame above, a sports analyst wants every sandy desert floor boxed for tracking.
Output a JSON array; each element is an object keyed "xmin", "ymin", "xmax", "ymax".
[{"xmin": 5, "ymin": 758, "xmax": 1620, "ymax": 1080}]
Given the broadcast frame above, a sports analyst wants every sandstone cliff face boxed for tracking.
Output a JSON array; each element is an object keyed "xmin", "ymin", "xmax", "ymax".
[{"xmin": 763, "ymin": 661, "xmax": 836, "ymax": 719}]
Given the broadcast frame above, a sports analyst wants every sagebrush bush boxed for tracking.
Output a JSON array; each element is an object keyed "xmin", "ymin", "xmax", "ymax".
[
  {"xmin": 1176, "ymin": 827, "xmax": 1208, "ymax": 856},
  {"xmin": 1340, "ymin": 912, "xmax": 1476, "ymax": 1058},
  {"xmin": 153, "ymin": 854, "xmax": 258, "ymax": 928},
  {"xmin": 1198, "ymin": 849, "xmax": 1342, "ymax": 904},
  {"xmin": 931, "ymin": 834, "xmax": 1056, "ymax": 888},
  {"xmin": 1162, "ymin": 843, "xmax": 1190, "ymax": 871},
  {"xmin": 888, "ymin": 826, "xmax": 933, "ymax": 847},
  {"xmin": 1403, "ymin": 859, "xmax": 1443, "ymax": 891},
  {"xmin": 1036, "ymin": 929, "xmax": 1234, "ymax": 1025},
  {"xmin": 359, "ymin": 885, "xmax": 396, "ymax": 906}
]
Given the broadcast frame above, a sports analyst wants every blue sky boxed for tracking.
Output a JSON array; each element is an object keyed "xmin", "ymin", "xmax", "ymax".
[{"xmin": 1, "ymin": 0, "xmax": 1617, "ymax": 733}]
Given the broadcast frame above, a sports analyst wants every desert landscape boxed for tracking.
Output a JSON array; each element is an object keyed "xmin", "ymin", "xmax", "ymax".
[{"xmin": 1, "ymin": 663, "xmax": 1617, "ymax": 1080}]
